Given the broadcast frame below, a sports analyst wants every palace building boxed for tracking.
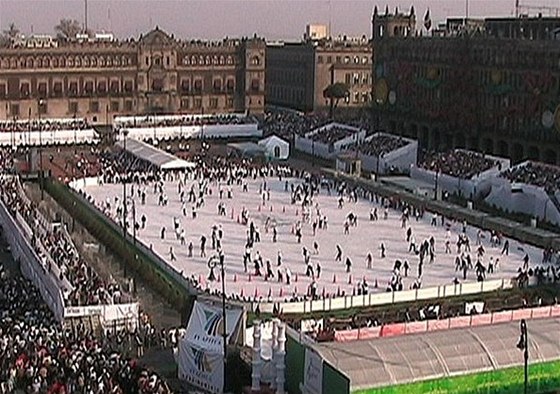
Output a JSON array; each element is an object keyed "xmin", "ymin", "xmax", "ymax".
[
  {"xmin": 372, "ymin": 8, "xmax": 560, "ymax": 165},
  {"xmin": 0, "ymin": 27, "xmax": 265, "ymax": 123}
]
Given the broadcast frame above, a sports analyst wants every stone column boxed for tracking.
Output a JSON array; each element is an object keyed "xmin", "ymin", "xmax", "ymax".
[
  {"xmin": 276, "ymin": 323, "xmax": 286, "ymax": 394},
  {"xmin": 251, "ymin": 320, "xmax": 262, "ymax": 391}
]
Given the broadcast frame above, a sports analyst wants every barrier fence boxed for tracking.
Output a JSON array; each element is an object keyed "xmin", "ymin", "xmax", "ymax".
[
  {"xmin": 333, "ymin": 304, "xmax": 560, "ymax": 342},
  {"xmin": 255, "ymin": 278, "xmax": 512, "ymax": 315}
]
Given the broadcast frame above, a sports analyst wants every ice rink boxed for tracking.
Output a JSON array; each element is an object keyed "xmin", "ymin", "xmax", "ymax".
[{"xmin": 82, "ymin": 176, "xmax": 544, "ymax": 301}]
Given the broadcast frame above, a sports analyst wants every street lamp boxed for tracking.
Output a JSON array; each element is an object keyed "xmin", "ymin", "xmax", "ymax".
[
  {"xmin": 122, "ymin": 129, "xmax": 129, "ymax": 238},
  {"xmin": 517, "ymin": 319, "xmax": 529, "ymax": 394},
  {"xmin": 208, "ymin": 252, "xmax": 228, "ymax": 392},
  {"xmin": 125, "ymin": 196, "xmax": 137, "ymax": 245},
  {"xmin": 38, "ymin": 99, "xmax": 45, "ymax": 200}
]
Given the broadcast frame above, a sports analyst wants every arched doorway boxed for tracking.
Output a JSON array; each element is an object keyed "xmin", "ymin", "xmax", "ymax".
[
  {"xmin": 482, "ymin": 138, "xmax": 494, "ymax": 155},
  {"xmin": 543, "ymin": 149, "xmax": 557, "ymax": 165},
  {"xmin": 455, "ymin": 133, "xmax": 466, "ymax": 148},
  {"xmin": 274, "ymin": 146, "xmax": 281, "ymax": 158},
  {"xmin": 497, "ymin": 140, "xmax": 509, "ymax": 158},
  {"xmin": 512, "ymin": 143, "xmax": 524, "ymax": 163},
  {"xmin": 527, "ymin": 146, "xmax": 540, "ymax": 161}
]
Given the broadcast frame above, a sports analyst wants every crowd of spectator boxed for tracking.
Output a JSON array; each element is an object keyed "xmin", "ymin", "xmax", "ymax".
[
  {"xmin": 342, "ymin": 135, "xmax": 408, "ymax": 157},
  {"xmin": 0, "ymin": 243, "xmax": 170, "ymax": 394},
  {"xmin": 115, "ymin": 114, "xmax": 256, "ymax": 129},
  {"xmin": 0, "ymin": 175, "xmax": 128, "ymax": 307},
  {"xmin": 309, "ymin": 126, "xmax": 358, "ymax": 144},
  {"xmin": 420, "ymin": 150, "xmax": 500, "ymax": 179},
  {"xmin": 0, "ymin": 119, "xmax": 90, "ymax": 133},
  {"xmin": 260, "ymin": 110, "xmax": 329, "ymax": 140},
  {"xmin": 500, "ymin": 161, "xmax": 560, "ymax": 194}
]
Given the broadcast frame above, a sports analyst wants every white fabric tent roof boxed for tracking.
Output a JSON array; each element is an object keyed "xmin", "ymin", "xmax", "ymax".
[
  {"xmin": 258, "ymin": 135, "xmax": 289, "ymax": 147},
  {"xmin": 313, "ymin": 317, "xmax": 560, "ymax": 392},
  {"xmin": 116, "ymin": 138, "xmax": 195, "ymax": 170}
]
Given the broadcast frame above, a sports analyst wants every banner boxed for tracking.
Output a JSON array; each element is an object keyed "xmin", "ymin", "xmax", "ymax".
[
  {"xmin": 304, "ymin": 347, "xmax": 323, "ymax": 394},
  {"xmin": 185, "ymin": 301, "xmax": 243, "ymax": 354},
  {"xmin": 178, "ymin": 341, "xmax": 223, "ymax": 394}
]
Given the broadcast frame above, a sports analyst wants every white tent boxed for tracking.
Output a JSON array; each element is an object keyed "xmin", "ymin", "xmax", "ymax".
[
  {"xmin": 258, "ymin": 135, "xmax": 290, "ymax": 160},
  {"xmin": 116, "ymin": 138, "xmax": 195, "ymax": 170}
]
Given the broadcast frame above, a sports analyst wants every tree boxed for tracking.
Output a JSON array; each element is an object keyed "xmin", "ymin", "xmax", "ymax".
[
  {"xmin": 54, "ymin": 18, "xmax": 82, "ymax": 41},
  {"xmin": 323, "ymin": 82, "xmax": 349, "ymax": 119}
]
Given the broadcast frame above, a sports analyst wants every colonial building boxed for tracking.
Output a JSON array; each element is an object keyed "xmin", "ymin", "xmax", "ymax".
[
  {"xmin": 0, "ymin": 27, "xmax": 265, "ymax": 123},
  {"xmin": 372, "ymin": 11, "xmax": 560, "ymax": 165},
  {"xmin": 266, "ymin": 35, "xmax": 372, "ymax": 113}
]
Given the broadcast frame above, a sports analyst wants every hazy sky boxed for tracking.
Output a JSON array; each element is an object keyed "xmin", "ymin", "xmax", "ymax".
[{"xmin": 1, "ymin": 0, "xmax": 559, "ymax": 40}]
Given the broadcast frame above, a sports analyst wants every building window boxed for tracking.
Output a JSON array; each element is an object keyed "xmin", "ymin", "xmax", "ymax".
[
  {"xmin": 69, "ymin": 102, "xmax": 78, "ymax": 114},
  {"xmin": 344, "ymin": 56, "xmax": 350, "ymax": 64},
  {"xmin": 53, "ymin": 82, "xmax": 63, "ymax": 97},
  {"xmin": 110, "ymin": 80, "xmax": 120, "ymax": 93},
  {"xmin": 345, "ymin": 73, "xmax": 351, "ymax": 85},
  {"xmin": 89, "ymin": 101, "xmax": 99, "ymax": 113},
  {"xmin": 226, "ymin": 98, "xmax": 233, "ymax": 108},
  {"xmin": 353, "ymin": 92, "xmax": 359, "ymax": 103},
  {"xmin": 20, "ymin": 83, "xmax": 30, "ymax": 98},
  {"xmin": 251, "ymin": 56, "xmax": 260, "ymax": 66},
  {"xmin": 145, "ymin": 56, "xmax": 149, "ymax": 66},
  {"xmin": 37, "ymin": 82, "xmax": 47, "ymax": 98},
  {"xmin": 10, "ymin": 103, "xmax": 19, "ymax": 116},
  {"xmin": 110, "ymin": 101, "xmax": 119, "ymax": 112},
  {"xmin": 97, "ymin": 81, "xmax": 107, "ymax": 94},
  {"xmin": 69, "ymin": 82, "xmax": 78, "ymax": 96},
  {"xmin": 194, "ymin": 98, "xmax": 202, "ymax": 109},
  {"xmin": 124, "ymin": 100, "xmax": 133, "ymax": 112},
  {"xmin": 336, "ymin": 56, "xmax": 341, "ymax": 64},
  {"xmin": 209, "ymin": 97, "xmax": 218, "ymax": 109},
  {"xmin": 327, "ymin": 56, "xmax": 332, "ymax": 64},
  {"xmin": 0, "ymin": 84, "xmax": 5, "ymax": 98},
  {"xmin": 84, "ymin": 81, "xmax": 94, "ymax": 95},
  {"xmin": 181, "ymin": 98, "xmax": 190, "ymax": 109},
  {"xmin": 251, "ymin": 79, "xmax": 260, "ymax": 92},
  {"xmin": 353, "ymin": 73, "xmax": 360, "ymax": 84},
  {"xmin": 124, "ymin": 80, "xmax": 133, "ymax": 92},
  {"xmin": 194, "ymin": 79, "xmax": 203, "ymax": 93},
  {"xmin": 152, "ymin": 79, "xmax": 163, "ymax": 92},
  {"xmin": 213, "ymin": 79, "xmax": 222, "ymax": 92},
  {"xmin": 318, "ymin": 56, "xmax": 323, "ymax": 63},
  {"xmin": 362, "ymin": 56, "xmax": 368, "ymax": 64},
  {"xmin": 226, "ymin": 79, "xmax": 235, "ymax": 92},
  {"xmin": 354, "ymin": 56, "xmax": 359, "ymax": 64},
  {"xmin": 181, "ymin": 79, "xmax": 190, "ymax": 93}
]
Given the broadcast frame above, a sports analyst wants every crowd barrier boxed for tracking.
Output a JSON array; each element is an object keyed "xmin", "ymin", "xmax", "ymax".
[
  {"xmin": 256, "ymin": 278, "xmax": 512, "ymax": 315},
  {"xmin": 333, "ymin": 304, "xmax": 560, "ymax": 342},
  {"xmin": 64, "ymin": 302, "xmax": 139, "ymax": 331}
]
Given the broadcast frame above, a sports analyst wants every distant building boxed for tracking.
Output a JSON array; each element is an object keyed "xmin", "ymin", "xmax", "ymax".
[
  {"xmin": 304, "ymin": 24, "xmax": 329, "ymax": 41},
  {"xmin": 0, "ymin": 27, "xmax": 265, "ymax": 123},
  {"xmin": 485, "ymin": 16, "xmax": 560, "ymax": 39},
  {"xmin": 266, "ymin": 35, "xmax": 372, "ymax": 113},
  {"xmin": 372, "ymin": 11, "xmax": 560, "ymax": 165}
]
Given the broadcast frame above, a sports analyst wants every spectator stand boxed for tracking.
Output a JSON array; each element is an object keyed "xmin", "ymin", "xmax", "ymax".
[
  {"xmin": 411, "ymin": 149, "xmax": 510, "ymax": 200},
  {"xmin": 0, "ymin": 175, "xmax": 140, "ymax": 331},
  {"xmin": 340, "ymin": 132, "xmax": 418, "ymax": 176},
  {"xmin": 295, "ymin": 122, "xmax": 367, "ymax": 159},
  {"xmin": 485, "ymin": 161, "xmax": 560, "ymax": 227},
  {"xmin": 114, "ymin": 112, "xmax": 261, "ymax": 141},
  {"xmin": 0, "ymin": 117, "xmax": 99, "ymax": 146}
]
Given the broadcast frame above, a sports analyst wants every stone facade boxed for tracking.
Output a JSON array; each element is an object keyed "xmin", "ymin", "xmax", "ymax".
[
  {"xmin": 266, "ymin": 37, "xmax": 372, "ymax": 113},
  {"xmin": 0, "ymin": 27, "xmax": 265, "ymax": 123},
  {"xmin": 372, "ymin": 13, "xmax": 560, "ymax": 165}
]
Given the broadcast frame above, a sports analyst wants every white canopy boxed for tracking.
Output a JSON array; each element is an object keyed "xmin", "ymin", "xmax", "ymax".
[{"xmin": 116, "ymin": 138, "xmax": 195, "ymax": 170}]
